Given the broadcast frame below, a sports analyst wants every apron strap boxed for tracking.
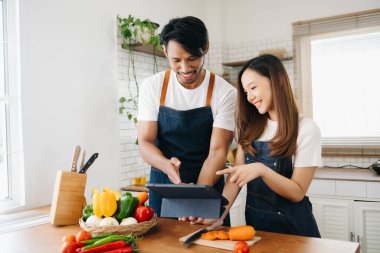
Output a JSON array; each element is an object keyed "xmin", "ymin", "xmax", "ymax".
[
  {"xmin": 160, "ymin": 70, "xmax": 215, "ymax": 107},
  {"xmin": 160, "ymin": 69, "xmax": 171, "ymax": 106},
  {"xmin": 206, "ymin": 72, "xmax": 215, "ymax": 107}
]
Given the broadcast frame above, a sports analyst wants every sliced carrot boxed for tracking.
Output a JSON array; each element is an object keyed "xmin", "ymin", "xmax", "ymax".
[
  {"xmin": 229, "ymin": 225, "xmax": 255, "ymax": 241},
  {"xmin": 216, "ymin": 230, "xmax": 229, "ymax": 240},
  {"xmin": 200, "ymin": 231, "xmax": 218, "ymax": 240},
  {"xmin": 200, "ymin": 230, "xmax": 229, "ymax": 240}
]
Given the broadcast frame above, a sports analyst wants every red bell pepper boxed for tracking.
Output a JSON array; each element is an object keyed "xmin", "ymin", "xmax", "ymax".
[
  {"xmin": 102, "ymin": 246, "xmax": 133, "ymax": 253},
  {"xmin": 79, "ymin": 240, "xmax": 125, "ymax": 253},
  {"xmin": 134, "ymin": 205, "xmax": 154, "ymax": 223}
]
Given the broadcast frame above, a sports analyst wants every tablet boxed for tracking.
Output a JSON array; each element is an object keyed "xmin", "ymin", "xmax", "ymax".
[{"xmin": 146, "ymin": 184, "xmax": 229, "ymax": 218}]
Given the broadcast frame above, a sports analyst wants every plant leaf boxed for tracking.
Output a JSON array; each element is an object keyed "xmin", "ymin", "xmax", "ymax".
[{"xmin": 119, "ymin": 106, "xmax": 125, "ymax": 114}]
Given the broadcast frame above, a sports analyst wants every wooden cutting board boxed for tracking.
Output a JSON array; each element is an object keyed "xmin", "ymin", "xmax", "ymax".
[{"xmin": 179, "ymin": 231, "xmax": 261, "ymax": 251}]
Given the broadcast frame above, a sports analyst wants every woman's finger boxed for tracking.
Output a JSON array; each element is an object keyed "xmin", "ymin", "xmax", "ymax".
[
  {"xmin": 216, "ymin": 168, "xmax": 231, "ymax": 175},
  {"xmin": 190, "ymin": 217, "xmax": 204, "ymax": 225}
]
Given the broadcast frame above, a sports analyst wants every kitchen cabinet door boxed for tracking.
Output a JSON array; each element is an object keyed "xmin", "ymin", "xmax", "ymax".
[
  {"xmin": 354, "ymin": 201, "xmax": 380, "ymax": 253},
  {"xmin": 229, "ymin": 186, "xmax": 247, "ymax": 227},
  {"xmin": 309, "ymin": 197, "xmax": 353, "ymax": 241}
]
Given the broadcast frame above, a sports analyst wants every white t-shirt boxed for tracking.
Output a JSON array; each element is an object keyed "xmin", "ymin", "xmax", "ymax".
[
  {"xmin": 137, "ymin": 69, "xmax": 237, "ymax": 131},
  {"xmin": 258, "ymin": 118, "xmax": 323, "ymax": 168}
]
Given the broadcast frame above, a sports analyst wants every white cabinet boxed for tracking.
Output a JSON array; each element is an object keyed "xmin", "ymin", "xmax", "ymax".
[
  {"xmin": 354, "ymin": 201, "xmax": 380, "ymax": 253},
  {"xmin": 308, "ymin": 179, "xmax": 380, "ymax": 253},
  {"xmin": 229, "ymin": 185, "xmax": 246, "ymax": 227},
  {"xmin": 310, "ymin": 197, "xmax": 353, "ymax": 241}
]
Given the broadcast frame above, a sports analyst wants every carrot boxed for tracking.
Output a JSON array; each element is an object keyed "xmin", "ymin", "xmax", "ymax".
[
  {"xmin": 136, "ymin": 192, "xmax": 149, "ymax": 205},
  {"xmin": 216, "ymin": 230, "xmax": 229, "ymax": 240},
  {"xmin": 201, "ymin": 230, "xmax": 229, "ymax": 240},
  {"xmin": 229, "ymin": 225, "xmax": 255, "ymax": 241},
  {"xmin": 200, "ymin": 231, "xmax": 218, "ymax": 240}
]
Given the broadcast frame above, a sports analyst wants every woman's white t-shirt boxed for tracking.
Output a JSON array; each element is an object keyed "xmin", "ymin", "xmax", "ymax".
[
  {"xmin": 137, "ymin": 69, "xmax": 237, "ymax": 131},
  {"xmin": 258, "ymin": 118, "xmax": 323, "ymax": 167}
]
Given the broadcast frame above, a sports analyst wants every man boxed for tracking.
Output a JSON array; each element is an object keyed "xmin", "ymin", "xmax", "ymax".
[{"xmin": 137, "ymin": 16, "xmax": 236, "ymax": 217}]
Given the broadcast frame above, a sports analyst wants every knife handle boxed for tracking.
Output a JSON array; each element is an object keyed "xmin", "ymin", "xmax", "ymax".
[
  {"xmin": 70, "ymin": 145, "xmax": 81, "ymax": 172},
  {"xmin": 79, "ymin": 153, "xmax": 99, "ymax": 174}
]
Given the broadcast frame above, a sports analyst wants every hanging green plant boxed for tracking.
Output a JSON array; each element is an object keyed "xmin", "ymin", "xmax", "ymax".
[{"xmin": 117, "ymin": 15, "xmax": 161, "ymax": 126}]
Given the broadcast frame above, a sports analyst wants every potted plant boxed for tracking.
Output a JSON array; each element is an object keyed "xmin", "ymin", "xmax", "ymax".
[{"xmin": 117, "ymin": 15, "xmax": 161, "ymax": 127}]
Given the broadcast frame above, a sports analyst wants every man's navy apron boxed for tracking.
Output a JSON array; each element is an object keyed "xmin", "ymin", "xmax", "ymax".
[
  {"xmin": 149, "ymin": 69, "xmax": 227, "ymax": 223},
  {"xmin": 245, "ymin": 141, "xmax": 320, "ymax": 237}
]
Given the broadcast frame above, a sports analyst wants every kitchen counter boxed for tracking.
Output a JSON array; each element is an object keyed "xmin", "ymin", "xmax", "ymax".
[
  {"xmin": 315, "ymin": 167, "xmax": 380, "ymax": 182},
  {"xmin": 0, "ymin": 210, "xmax": 359, "ymax": 253}
]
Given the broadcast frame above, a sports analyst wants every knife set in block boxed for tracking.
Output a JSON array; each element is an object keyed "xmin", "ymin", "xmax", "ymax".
[{"xmin": 50, "ymin": 170, "xmax": 87, "ymax": 225}]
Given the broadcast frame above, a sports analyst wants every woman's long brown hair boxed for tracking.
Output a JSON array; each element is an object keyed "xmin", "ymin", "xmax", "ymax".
[{"xmin": 236, "ymin": 54, "xmax": 299, "ymax": 158}]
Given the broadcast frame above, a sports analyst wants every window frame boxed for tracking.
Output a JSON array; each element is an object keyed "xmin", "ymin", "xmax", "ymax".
[
  {"xmin": 0, "ymin": 0, "xmax": 25, "ymax": 214},
  {"xmin": 293, "ymin": 9, "xmax": 380, "ymax": 148}
]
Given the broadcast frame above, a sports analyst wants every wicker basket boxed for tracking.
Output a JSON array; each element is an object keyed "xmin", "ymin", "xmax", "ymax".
[{"xmin": 79, "ymin": 214, "xmax": 158, "ymax": 236}]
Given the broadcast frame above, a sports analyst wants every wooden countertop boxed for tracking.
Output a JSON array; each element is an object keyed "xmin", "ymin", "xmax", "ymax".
[
  {"xmin": 315, "ymin": 167, "xmax": 380, "ymax": 182},
  {"xmin": 0, "ymin": 211, "xmax": 359, "ymax": 253}
]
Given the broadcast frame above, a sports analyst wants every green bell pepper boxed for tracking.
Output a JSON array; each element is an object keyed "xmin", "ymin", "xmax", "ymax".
[
  {"xmin": 115, "ymin": 192, "xmax": 139, "ymax": 221},
  {"xmin": 82, "ymin": 204, "xmax": 93, "ymax": 221}
]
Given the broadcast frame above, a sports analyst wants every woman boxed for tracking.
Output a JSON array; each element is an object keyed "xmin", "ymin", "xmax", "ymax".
[
  {"xmin": 189, "ymin": 54, "xmax": 322, "ymax": 237},
  {"xmin": 221, "ymin": 54, "xmax": 322, "ymax": 237}
]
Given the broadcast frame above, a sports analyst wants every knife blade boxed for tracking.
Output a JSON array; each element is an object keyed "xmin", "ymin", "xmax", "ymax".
[
  {"xmin": 80, "ymin": 149, "xmax": 86, "ymax": 169},
  {"xmin": 79, "ymin": 153, "xmax": 98, "ymax": 174},
  {"xmin": 70, "ymin": 145, "xmax": 81, "ymax": 172},
  {"xmin": 183, "ymin": 203, "xmax": 231, "ymax": 247}
]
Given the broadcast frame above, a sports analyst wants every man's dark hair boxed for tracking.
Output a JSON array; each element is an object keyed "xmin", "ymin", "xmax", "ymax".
[{"xmin": 160, "ymin": 16, "xmax": 208, "ymax": 57}]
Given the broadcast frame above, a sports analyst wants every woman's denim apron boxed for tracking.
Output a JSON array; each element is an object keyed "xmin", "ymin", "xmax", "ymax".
[
  {"xmin": 245, "ymin": 141, "xmax": 320, "ymax": 237},
  {"xmin": 149, "ymin": 70, "xmax": 227, "ymax": 223}
]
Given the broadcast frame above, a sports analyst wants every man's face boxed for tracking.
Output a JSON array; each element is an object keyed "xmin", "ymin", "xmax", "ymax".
[{"xmin": 163, "ymin": 40, "xmax": 206, "ymax": 87}]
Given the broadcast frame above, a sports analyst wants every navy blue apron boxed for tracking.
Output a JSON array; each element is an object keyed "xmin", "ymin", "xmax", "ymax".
[
  {"xmin": 149, "ymin": 70, "xmax": 228, "ymax": 224},
  {"xmin": 245, "ymin": 141, "xmax": 320, "ymax": 237}
]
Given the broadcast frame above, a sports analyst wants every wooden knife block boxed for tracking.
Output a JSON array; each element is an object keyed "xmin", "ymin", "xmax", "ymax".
[{"xmin": 50, "ymin": 170, "xmax": 87, "ymax": 225}]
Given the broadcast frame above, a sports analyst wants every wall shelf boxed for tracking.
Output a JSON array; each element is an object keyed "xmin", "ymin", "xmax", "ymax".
[
  {"xmin": 222, "ymin": 56, "xmax": 293, "ymax": 67},
  {"xmin": 128, "ymin": 44, "xmax": 165, "ymax": 58}
]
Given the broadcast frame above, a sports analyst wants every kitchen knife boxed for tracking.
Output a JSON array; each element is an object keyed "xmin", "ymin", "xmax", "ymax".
[
  {"xmin": 70, "ymin": 145, "xmax": 81, "ymax": 172},
  {"xmin": 80, "ymin": 149, "xmax": 86, "ymax": 169},
  {"xmin": 183, "ymin": 204, "xmax": 232, "ymax": 247},
  {"xmin": 79, "ymin": 153, "xmax": 98, "ymax": 174}
]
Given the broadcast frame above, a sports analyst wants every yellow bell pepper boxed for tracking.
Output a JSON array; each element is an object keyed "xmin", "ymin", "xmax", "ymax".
[
  {"xmin": 103, "ymin": 186, "xmax": 121, "ymax": 201},
  {"xmin": 92, "ymin": 191, "xmax": 117, "ymax": 217},
  {"xmin": 92, "ymin": 187, "xmax": 100, "ymax": 195}
]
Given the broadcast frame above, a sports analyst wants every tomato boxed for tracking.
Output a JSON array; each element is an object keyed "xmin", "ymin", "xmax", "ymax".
[
  {"xmin": 234, "ymin": 241, "xmax": 250, "ymax": 253},
  {"xmin": 76, "ymin": 230, "xmax": 92, "ymax": 244},
  {"xmin": 134, "ymin": 205, "xmax": 154, "ymax": 223},
  {"xmin": 136, "ymin": 192, "xmax": 149, "ymax": 205},
  {"xmin": 60, "ymin": 241, "xmax": 78, "ymax": 253},
  {"xmin": 62, "ymin": 234, "xmax": 76, "ymax": 243}
]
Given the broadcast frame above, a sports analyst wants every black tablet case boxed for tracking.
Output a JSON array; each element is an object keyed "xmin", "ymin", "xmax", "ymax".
[{"xmin": 146, "ymin": 184, "xmax": 228, "ymax": 219}]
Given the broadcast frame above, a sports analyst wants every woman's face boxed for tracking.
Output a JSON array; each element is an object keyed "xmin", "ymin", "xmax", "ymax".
[{"xmin": 241, "ymin": 68, "xmax": 277, "ymax": 120}]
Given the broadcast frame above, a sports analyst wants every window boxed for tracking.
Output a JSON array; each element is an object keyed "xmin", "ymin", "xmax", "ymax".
[
  {"xmin": 0, "ymin": 0, "xmax": 24, "ymax": 213},
  {"xmin": 0, "ymin": 0, "xmax": 7, "ymax": 200},
  {"xmin": 293, "ymin": 9, "xmax": 380, "ymax": 147}
]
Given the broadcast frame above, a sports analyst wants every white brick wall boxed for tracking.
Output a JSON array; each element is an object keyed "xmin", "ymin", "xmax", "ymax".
[{"xmin": 117, "ymin": 35, "xmax": 168, "ymax": 186}]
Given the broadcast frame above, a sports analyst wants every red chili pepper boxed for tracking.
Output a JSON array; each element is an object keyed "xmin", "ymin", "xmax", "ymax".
[
  {"xmin": 101, "ymin": 246, "xmax": 133, "ymax": 253},
  {"xmin": 134, "ymin": 205, "xmax": 154, "ymax": 223},
  {"xmin": 79, "ymin": 240, "xmax": 125, "ymax": 253}
]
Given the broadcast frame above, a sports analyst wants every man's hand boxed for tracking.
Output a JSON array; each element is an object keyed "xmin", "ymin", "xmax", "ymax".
[{"xmin": 164, "ymin": 157, "xmax": 182, "ymax": 184}]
